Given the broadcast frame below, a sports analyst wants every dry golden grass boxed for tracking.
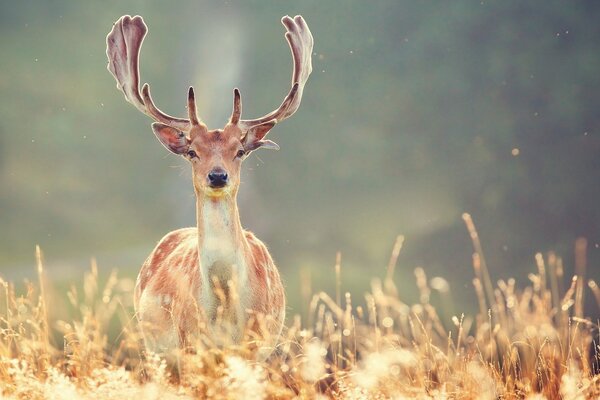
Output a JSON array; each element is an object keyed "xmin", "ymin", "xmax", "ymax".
[{"xmin": 0, "ymin": 215, "xmax": 598, "ymax": 399}]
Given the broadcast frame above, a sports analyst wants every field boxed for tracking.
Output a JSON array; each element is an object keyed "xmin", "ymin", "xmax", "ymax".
[{"xmin": 0, "ymin": 215, "xmax": 598, "ymax": 399}]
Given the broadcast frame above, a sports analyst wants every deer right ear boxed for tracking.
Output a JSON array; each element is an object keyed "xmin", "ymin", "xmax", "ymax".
[{"xmin": 151, "ymin": 122, "xmax": 189, "ymax": 154}]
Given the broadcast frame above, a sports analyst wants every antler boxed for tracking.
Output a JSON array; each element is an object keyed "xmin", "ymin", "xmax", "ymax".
[
  {"xmin": 107, "ymin": 15, "xmax": 312, "ymax": 134},
  {"xmin": 106, "ymin": 15, "xmax": 192, "ymax": 132},
  {"xmin": 230, "ymin": 88, "xmax": 242, "ymax": 125},
  {"xmin": 238, "ymin": 15, "xmax": 313, "ymax": 131}
]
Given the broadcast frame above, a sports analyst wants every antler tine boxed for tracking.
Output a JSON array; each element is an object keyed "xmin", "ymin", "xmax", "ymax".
[
  {"xmin": 230, "ymin": 88, "xmax": 242, "ymax": 125},
  {"xmin": 187, "ymin": 86, "xmax": 201, "ymax": 126},
  {"xmin": 239, "ymin": 15, "xmax": 313, "ymax": 131},
  {"xmin": 106, "ymin": 15, "xmax": 191, "ymax": 132}
]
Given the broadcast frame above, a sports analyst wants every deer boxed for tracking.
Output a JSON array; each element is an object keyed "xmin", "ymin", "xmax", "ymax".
[{"xmin": 105, "ymin": 14, "xmax": 313, "ymax": 358}]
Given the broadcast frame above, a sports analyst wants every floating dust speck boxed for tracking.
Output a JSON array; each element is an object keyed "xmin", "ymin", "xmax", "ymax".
[
  {"xmin": 511, "ymin": 148, "xmax": 520, "ymax": 156},
  {"xmin": 430, "ymin": 277, "xmax": 449, "ymax": 292},
  {"xmin": 382, "ymin": 317, "xmax": 394, "ymax": 328}
]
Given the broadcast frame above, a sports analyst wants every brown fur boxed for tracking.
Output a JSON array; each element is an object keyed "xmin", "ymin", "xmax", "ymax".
[{"xmin": 135, "ymin": 226, "xmax": 285, "ymax": 351}]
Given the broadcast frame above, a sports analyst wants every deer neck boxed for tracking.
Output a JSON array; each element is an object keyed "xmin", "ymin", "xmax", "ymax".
[{"xmin": 196, "ymin": 193, "xmax": 249, "ymax": 293}]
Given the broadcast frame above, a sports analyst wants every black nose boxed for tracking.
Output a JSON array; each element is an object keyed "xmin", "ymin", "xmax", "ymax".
[{"xmin": 207, "ymin": 169, "xmax": 228, "ymax": 188}]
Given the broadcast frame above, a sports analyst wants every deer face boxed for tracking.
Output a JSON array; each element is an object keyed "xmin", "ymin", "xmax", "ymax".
[
  {"xmin": 186, "ymin": 127, "xmax": 244, "ymax": 197},
  {"xmin": 179, "ymin": 125, "xmax": 247, "ymax": 198}
]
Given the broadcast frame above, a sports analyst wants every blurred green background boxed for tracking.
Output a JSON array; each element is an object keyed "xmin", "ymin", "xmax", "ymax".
[{"xmin": 1, "ymin": 1, "xmax": 599, "ymax": 317}]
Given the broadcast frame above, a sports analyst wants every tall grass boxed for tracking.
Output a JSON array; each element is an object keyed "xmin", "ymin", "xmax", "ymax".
[{"xmin": 0, "ymin": 217, "xmax": 598, "ymax": 399}]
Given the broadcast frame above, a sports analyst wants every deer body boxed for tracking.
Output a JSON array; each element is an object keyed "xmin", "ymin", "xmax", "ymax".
[
  {"xmin": 106, "ymin": 15, "xmax": 312, "ymax": 357},
  {"xmin": 134, "ymin": 223, "xmax": 284, "ymax": 351}
]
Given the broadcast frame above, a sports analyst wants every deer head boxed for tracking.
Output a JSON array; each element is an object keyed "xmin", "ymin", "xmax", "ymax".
[{"xmin": 106, "ymin": 15, "xmax": 313, "ymax": 198}]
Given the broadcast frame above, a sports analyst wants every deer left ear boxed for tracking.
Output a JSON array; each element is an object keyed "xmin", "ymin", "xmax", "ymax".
[
  {"xmin": 151, "ymin": 122, "xmax": 189, "ymax": 154},
  {"xmin": 242, "ymin": 121, "xmax": 279, "ymax": 152}
]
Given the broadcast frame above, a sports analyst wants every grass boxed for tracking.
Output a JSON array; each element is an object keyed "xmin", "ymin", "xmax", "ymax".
[{"xmin": 0, "ymin": 214, "xmax": 598, "ymax": 399}]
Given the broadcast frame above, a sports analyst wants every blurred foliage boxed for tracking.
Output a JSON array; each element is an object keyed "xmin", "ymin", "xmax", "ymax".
[{"xmin": 0, "ymin": 0, "xmax": 599, "ymax": 313}]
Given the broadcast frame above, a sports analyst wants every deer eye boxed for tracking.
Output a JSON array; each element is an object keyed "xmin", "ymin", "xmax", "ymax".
[
  {"xmin": 187, "ymin": 149, "xmax": 198, "ymax": 158},
  {"xmin": 236, "ymin": 149, "xmax": 246, "ymax": 158}
]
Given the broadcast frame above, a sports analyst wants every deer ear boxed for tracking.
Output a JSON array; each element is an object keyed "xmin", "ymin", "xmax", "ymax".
[
  {"xmin": 151, "ymin": 122, "xmax": 189, "ymax": 154},
  {"xmin": 242, "ymin": 121, "xmax": 278, "ymax": 152}
]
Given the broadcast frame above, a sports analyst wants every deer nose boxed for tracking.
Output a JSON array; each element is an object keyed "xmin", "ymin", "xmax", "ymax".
[{"xmin": 207, "ymin": 169, "xmax": 228, "ymax": 188}]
